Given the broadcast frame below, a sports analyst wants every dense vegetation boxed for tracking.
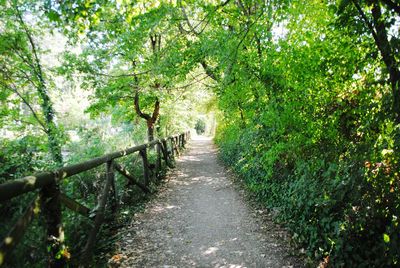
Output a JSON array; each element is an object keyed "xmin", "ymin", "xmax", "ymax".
[
  {"xmin": 1, "ymin": 0, "xmax": 399, "ymax": 266},
  {"xmin": 214, "ymin": 1, "xmax": 400, "ymax": 266}
]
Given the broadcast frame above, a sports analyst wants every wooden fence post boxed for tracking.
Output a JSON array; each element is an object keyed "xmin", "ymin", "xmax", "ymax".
[
  {"xmin": 155, "ymin": 142, "xmax": 162, "ymax": 178},
  {"xmin": 40, "ymin": 177, "xmax": 65, "ymax": 268},
  {"xmin": 110, "ymin": 165, "xmax": 119, "ymax": 215},
  {"xmin": 139, "ymin": 149, "xmax": 150, "ymax": 186},
  {"xmin": 81, "ymin": 160, "xmax": 113, "ymax": 264},
  {"xmin": 174, "ymin": 136, "xmax": 180, "ymax": 156},
  {"xmin": 161, "ymin": 139, "xmax": 168, "ymax": 164},
  {"xmin": 170, "ymin": 138, "xmax": 175, "ymax": 159}
]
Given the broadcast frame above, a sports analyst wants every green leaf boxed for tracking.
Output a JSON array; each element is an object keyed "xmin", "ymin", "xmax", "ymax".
[{"xmin": 383, "ymin": 233, "xmax": 390, "ymax": 243}]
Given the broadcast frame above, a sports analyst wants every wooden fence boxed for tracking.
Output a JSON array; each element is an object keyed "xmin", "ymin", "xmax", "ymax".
[{"xmin": 0, "ymin": 131, "xmax": 190, "ymax": 267}]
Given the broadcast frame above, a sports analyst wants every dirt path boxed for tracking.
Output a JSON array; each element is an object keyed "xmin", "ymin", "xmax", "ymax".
[{"xmin": 112, "ymin": 137, "xmax": 302, "ymax": 267}]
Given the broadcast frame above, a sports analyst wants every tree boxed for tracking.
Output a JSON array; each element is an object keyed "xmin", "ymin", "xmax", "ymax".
[
  {"xmin": 0, "ymin": 1, "xmax": 63, "ymax": 165},
  {"xmin": 339, "ymin": 0, "xmax": 400, "ymax": 123},
  {"xmin": 49, "ymin": 0, "xmax": 202, "ymax": 142},
  {"xmin": 0, "ymin": 1, "xmax": 67, "ymax": 266}
]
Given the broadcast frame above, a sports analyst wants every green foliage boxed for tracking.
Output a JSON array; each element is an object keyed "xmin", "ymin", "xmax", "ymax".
[
  {"xmin": 2, "ymin": 0, "xmax": 400, "ymax": 266},
  {"xmin": 0, "ymin": 136, "xmax": 46, "ymax": 182},
  {"xmin": 195, "ymin": 119, "xmax": 206, "ymax": 135},
  {"xmin": 214, "ymin": 0, "xmax": 400, "ymax": 266},
  {"xmin": 0, "ymin": 136, "xmax": 50, "ymax": 267}
]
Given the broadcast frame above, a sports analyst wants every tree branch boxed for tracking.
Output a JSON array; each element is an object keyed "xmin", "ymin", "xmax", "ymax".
[
  {"xmin": 370, "ymin": 2, "xmax": 396, "ymax": 71},
  {"xmin": 179, "ymin": 0, "xmax": 232, "ymax": 36},
  {"xmin": 14, "ymin": 4, "xmax": 46, "ymax": 87},
  {"xmin": 151, "ymin": 98, "xmax": 160, "ymax": 123},
  {"xmin": 180, "ymin": 2, "xmax": 199, "ymax": 35},
  {"xmin": 381, "ymin": 0, "xmax": 400, "ymax": 16},
  {"xmin": 94, "ymin": 70, "xmax": 151, "ymax": 78},
  {"xmin": 200, "ymin": 61, "xmax": 219, "ymax": 81},
  {"xmin": 351, "ymin": 0, "xmax": 379, "ymax": 45},
  {"xmin": 134, "ymin": 92, "xmax": 151, "ymax": 121},
  {"xmin": 1, "ymin": 82, "xmax": 48, "ymax": 134}
]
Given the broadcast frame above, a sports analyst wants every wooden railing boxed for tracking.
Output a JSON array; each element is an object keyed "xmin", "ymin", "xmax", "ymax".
[{"xmin": 0, "ymin": 131, "xmax": 190, "ymax": 267}]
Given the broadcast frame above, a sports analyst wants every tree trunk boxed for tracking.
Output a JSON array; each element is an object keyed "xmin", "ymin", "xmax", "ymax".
[
  {"xmin": 370, "ymin": 3, "xmax": 400, "ymax": 124},
  {"xmin": 147, "ymin": 121, "xmax": 155, "ymax": 142},
  {"xmin": 14, "ymin": 7, "xmax": 65, "ymax": 267},
  {"xmin": 15, "ymin": 4, "xmax": 63, "ymax": 166},
  {"xmin": 40, "ymin": 183, "xmax": 64, "ymax": 268},
  {"xmin": 134, "ymin": 92, "xmax": 160, "ymax": 142},
  {"xmin": 354, "ymin": 1, "xmax": 400, "ymax": 124},
  {"xmin": 38, "ymin": 85, "xmax": 63, "ymax": 165},
  {"xmin": 389, "ymin": 68, "xmax": 400, "ymax": 124}
]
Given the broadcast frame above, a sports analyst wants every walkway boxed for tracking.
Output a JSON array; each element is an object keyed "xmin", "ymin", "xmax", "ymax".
[{"xmin": 112, "ymin": 137, "xmax": 302, "ymax": 267}]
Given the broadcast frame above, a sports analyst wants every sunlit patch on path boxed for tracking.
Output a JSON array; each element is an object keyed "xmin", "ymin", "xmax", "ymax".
[{"xmin": 111, "ymin": 136, "xmax": 302, "ymax": 267}]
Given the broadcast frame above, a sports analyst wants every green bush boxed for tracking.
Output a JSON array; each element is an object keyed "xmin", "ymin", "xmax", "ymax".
[
  {"xmin": 215, "ymin": 59, "xmax": 400, "ymax": 266},
  {"xmin": 216, "ymin": 104, "xmax": 400, "ymax": 266}
]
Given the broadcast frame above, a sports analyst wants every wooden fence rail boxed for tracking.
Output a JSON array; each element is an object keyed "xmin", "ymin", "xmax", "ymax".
[{"xmin": 0, "ymin": 131, "xmax": 190, "ymax": 267}]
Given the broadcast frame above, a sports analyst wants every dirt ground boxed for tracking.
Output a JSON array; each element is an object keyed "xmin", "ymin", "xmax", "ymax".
[{"xmin": 110, "ymin": 136, "xmax": 303, "ymax": 268}]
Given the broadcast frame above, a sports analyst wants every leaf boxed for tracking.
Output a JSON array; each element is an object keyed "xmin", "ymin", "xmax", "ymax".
[{"xmin": 383, "ymin": 233, "xmax": 390, "ymax": 243}]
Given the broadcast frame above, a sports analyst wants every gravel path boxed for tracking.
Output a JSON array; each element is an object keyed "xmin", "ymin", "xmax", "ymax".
[{"xmin": 112, "ymin": 136, "xmax": 302, "ymax": 268}]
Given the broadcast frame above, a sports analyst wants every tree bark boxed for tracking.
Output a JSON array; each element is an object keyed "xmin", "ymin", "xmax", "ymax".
[
  {"xmin": 40, "ymin": 183, "xmax": 64, "ymax": 268},
  {"xmin": 352, "ymin": 0, "xmax": 400, "ymax": 123},
  {"xmin": 381, "ymin": 0, "xmax": 400, "ymax": 16},
  {"xmin": 134, "ymin": 92, "xmax": 160, "ymax": 142},
  {"xmin": 147, "ymin": 122, "xmax": 155, "ymax": 142},
  {"xmin": 370, "ymin": 2, "xmax": 400, "ymax": 123}
]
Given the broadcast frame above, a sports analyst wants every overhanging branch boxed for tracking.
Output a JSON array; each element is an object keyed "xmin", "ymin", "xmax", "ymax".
[{"xmin": 134, "ymin": 92, "xmax": 151, "ymax": 121}]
